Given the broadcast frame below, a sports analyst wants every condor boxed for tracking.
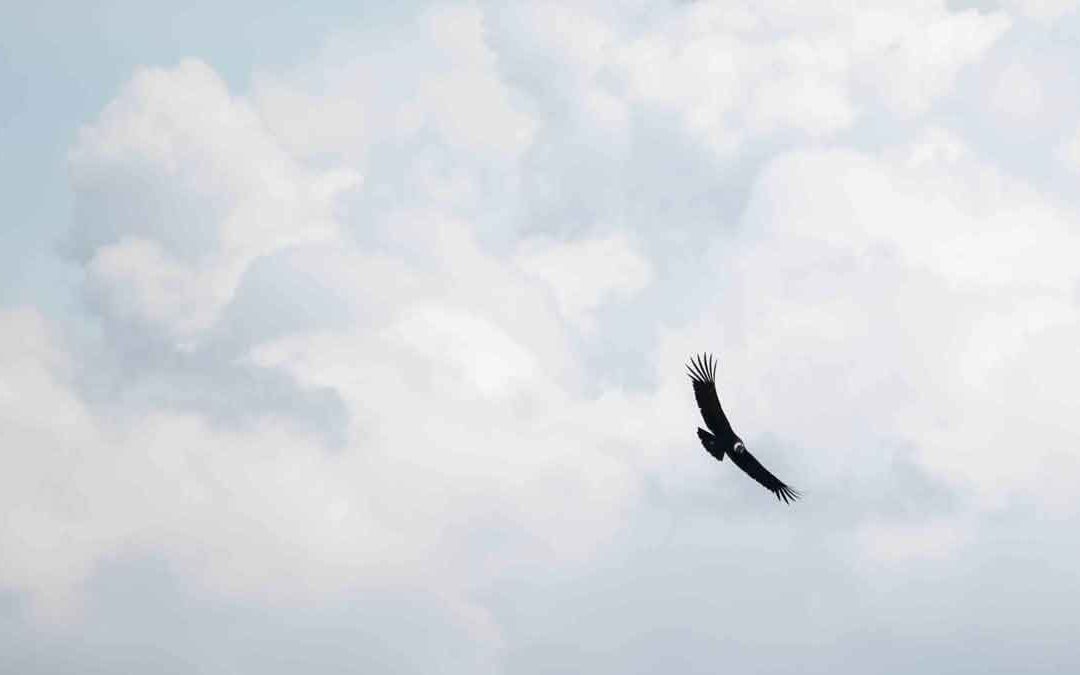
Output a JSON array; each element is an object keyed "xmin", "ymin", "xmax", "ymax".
[{"xmin": 687, "ymin": 353, "xmax": 801, "ymax": 504}]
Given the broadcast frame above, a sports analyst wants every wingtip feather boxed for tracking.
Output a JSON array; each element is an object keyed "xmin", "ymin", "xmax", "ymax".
[
  {"xmin": 686, "ymin": 352, "xmax": 718, "ymax": 384},
  {"xmin": 776, "ymin": 485, "xmax": 801, "ymax": 504}
]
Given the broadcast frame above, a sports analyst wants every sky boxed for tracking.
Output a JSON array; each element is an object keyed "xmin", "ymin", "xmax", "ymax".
[{"xmin": 2, "ymin": 0, "xmax": 1080, "ymax": 672}]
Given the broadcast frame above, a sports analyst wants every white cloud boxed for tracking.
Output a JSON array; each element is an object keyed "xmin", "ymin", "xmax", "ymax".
[
  {"xmin": 10, "ymin": 72, "xmax": 649, "ymax": 618},
  {"xmin": 1002, "ymin": 0, "xmax": 1080, "ymax": 21},
  {"xmin": 420, "ymin": 4, "xmax": 539, "ymax": 157},
  {"xmin": 1059, "ymin": 121, "xmax": 1080, "ymax": 170},
  {"xmin": 854, "ymin": 7, "xmax": 1011, "ymax": 116},
  {"xmin": 6, "ymin": 1, "xmax": 1080, "ymax": 671},
  {"xmin": 515, "ymin": 232, "xmax": 653, "ymax": 331},
  {"xmin": 706, "ymin": 130, "xmax": 1080, "ymax": 511},
  {"xmin": 990, "ymin": 62, "xmax": 1045, "ymax": 124},
  {"xmin": 392, "ymin": 304, "xmax": 540, "ymax": 397},
  {"xmin": 250, "ymin": 2, "xmax": 1008, "ymax": 171},
  {"xmin": 0, "ymin": 309, "xmax": 104, "ymax": 621},
  {"xmin": 252, "ymin": 4, "xmax": 536, "ymax": 165},
  {"xmin": 69, "ymin": 59, "xmax": 360, "ymax": 343},
  {"xmin": 583, "ymin": 1, "xmax": 1008, "ymax": 152},
  {"xmin": 0, "ymin": 308, "xmax": 401, "ymax": 619}
]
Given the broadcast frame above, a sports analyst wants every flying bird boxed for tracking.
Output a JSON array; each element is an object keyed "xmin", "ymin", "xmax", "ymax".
[{"xmin": 687, "ymin": 353, "xmax": 800, "ymax": 504}]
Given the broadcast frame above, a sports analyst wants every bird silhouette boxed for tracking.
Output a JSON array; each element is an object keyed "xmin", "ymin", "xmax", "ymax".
[{"xmin": 687, "ymin": 353, "xmax": 800, "ymax": 504}]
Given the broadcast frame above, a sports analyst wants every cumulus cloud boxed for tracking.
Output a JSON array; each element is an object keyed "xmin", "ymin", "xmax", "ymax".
[
  {"xmin": 3, "ymin": 0, "xmax": 1080, "ymax": 672},
  {"xmin": 706, "ymin": 128, "xmax": 1080, "ymax": 510},
  {"xmin": 552, "ymin": 1, "xmax": 1007, "ymax": 150},
  {"xmin": 852, "ymin": 6, "xmax": 1010, "ymax": 116},
  {"xmin": 515, "ymin": 232, "xmax": 653, "ymax": 331},
  {"xmin": 11, "ymin": 34, "xmax": 653, "ymax": 621},
  {"xmin": 990, "ymin": 62, "xmax": 1045, "ymax": 124},
  {"xmin": 1001, "ymin": 0, "xmax": 1080, "ymax": 21},
  {"xmin": 252, "ymin": 4, "xmax": 537, "ymax": 164},
  {"xmin": 68, "ymin": 59, "xmax": 360, "ymax": 343}
]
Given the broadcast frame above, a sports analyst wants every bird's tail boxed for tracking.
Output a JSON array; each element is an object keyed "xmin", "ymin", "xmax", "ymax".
[{"xmin": 697, "ymin": 427, "xmax": 724, "ymax": 462}]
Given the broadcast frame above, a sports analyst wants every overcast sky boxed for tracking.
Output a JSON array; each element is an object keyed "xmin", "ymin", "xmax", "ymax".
[{"xmin": 3, "ymin": 1, "xmax": 1080, "ymax": 672}]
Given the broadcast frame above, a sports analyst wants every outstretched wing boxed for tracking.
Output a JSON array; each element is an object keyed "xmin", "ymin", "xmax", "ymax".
[
  {"xmin": 728, "ymin": 444, "xmax": 801, "ymax": 504},
  {"xmin": 686, "ymin": 353, "xmax": 734, "ymax": 437}
]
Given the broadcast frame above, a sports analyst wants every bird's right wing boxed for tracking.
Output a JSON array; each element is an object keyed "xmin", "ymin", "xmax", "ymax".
[
  {"xmin": 686, "ymin": 353, "xmax": 733, "ymax": 437},
  {"xmin": 727, "ymin": 444, "xmax": 801, "ymax": 504}
]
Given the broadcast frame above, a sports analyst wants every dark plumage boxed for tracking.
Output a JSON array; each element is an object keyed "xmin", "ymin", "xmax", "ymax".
[{"xmin": 687, "ymin": 353, "xmax": 801, "ymax": 504}]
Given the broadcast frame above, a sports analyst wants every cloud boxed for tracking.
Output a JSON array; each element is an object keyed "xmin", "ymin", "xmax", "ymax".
[
  {"xmin": 252, "ymin": 4, "xmax": 537, "ymax": 165},
  {"xmin": 68, "ymin": 59, "xmax": 360, "ymax": 343},
  {"xmin": 3, "ymin": 1, "xmax": 1080, "ymax": 672},
  {"xmin": 990, "ymin": 62, "xmax": 1045, "ymax": 124},
  {"xmin": 705, "ymin": 128, "xmax": 1080, "ymax": 511},
  {"xmin": 9, "ymin": 47, "xmax": 651, "ymax": 622},
  {"xmin": 515, "ymin": 232, "xmax": 653, "ymax": 331},
  {"xmin": 852, "ymin": 6, "xmax": 1010, "ymax": 116},
  {"xmin": 1059, "ymin": 121, "xmax": 1080, "ymax": 170},
  {"xmin": 517, "ymin": 1, "xmax": 1008, "ymax": 154},
  {"xmin": 1001, "ymin": 0, "xmax": 1080, "ymax": 21},
  {"xmin": 0, "ymin": 308, "xmax": 388, "ymax": 621}
]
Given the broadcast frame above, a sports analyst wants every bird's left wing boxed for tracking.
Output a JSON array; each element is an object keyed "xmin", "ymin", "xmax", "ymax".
[
  {"xmin": 686, "ymin": 353, "xmax": 734, "ymax": 437},
  {"xmin": 727, "ymin": 444, "xmax": 801, "ymax": 504}
]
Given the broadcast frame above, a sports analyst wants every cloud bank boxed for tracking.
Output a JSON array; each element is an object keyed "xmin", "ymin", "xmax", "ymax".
[{"xmin": 3, "ymin": 1, "xmax": 1080, "ymax": 672}]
